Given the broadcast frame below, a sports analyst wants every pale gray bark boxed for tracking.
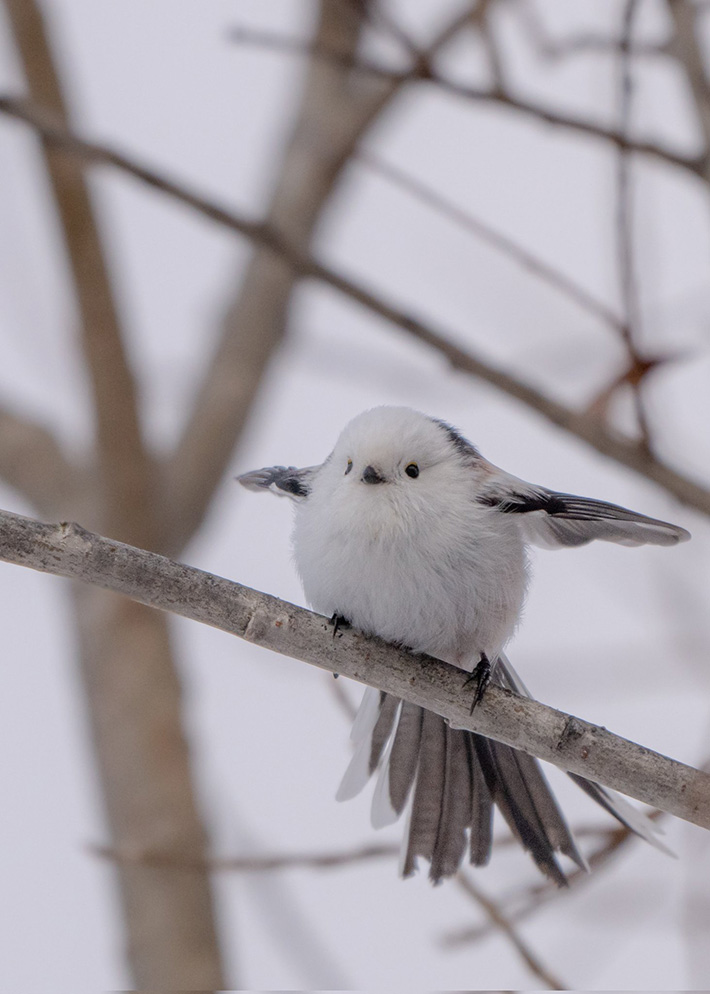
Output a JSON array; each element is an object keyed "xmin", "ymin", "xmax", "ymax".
[{"xmin": 1, "ymin": 506, "xmax": 708, "ymax": 831}]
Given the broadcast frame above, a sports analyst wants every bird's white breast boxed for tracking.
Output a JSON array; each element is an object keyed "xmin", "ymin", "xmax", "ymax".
[{"xmin": 292, "ymin": 479, "xmax": 528, "ymax": 670}]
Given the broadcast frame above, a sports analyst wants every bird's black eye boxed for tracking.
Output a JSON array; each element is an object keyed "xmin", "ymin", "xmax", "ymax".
[
  {"xmin": 344, "ymin": 459, "xmax": 353, "ymax": 476},
  {"xmin": 405, "ymin": 463, "xmax": 419, "ymax": 478}
]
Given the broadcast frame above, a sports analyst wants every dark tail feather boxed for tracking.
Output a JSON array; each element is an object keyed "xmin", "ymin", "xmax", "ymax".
[
  {"xmin": 401, "ymin": 710, "xmax": 447, "ymax": 877},
  {"xmin": 428, "ymin": 726, "xmax": 472, "ymax": 881},
  {"xmin": 388, "ymin": 701, "xmax": 423, "ymax": 815},
  {"xmin": 474, "ymin": 737, "xmax": 571, "ymax": 887},
  {"xmin": 466, "ymin": 733, "xmax": 493, "ymax": 866}
]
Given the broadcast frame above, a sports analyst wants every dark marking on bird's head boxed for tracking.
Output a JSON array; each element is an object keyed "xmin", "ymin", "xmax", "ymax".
[{"xmin": 430, "ymin": 418, "xmax": 480, "ymax": 461}]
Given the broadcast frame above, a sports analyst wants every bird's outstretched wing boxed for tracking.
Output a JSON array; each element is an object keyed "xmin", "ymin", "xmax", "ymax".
[
  {"xmin": 237, "ymin": 464, "xmax": 319, "ymax": 502},
  {"xmin": 478, "ymin": 470, "xmax": 690, "ymax": 548}
]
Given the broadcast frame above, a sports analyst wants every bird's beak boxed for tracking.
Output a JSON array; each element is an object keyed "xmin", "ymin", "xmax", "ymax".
[{"xmin": 362, "ymin": 465, "xmax": 386, "ymax": 485}]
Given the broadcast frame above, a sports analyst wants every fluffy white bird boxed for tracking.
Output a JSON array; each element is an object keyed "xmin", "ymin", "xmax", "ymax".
[{"xmin": 238, "ymin": 406, "xmax": 689, "ymax": 884}]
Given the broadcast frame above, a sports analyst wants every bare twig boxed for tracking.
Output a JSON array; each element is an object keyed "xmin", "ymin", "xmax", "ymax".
[
  {"xmin": 93, "ymin": 840, "xmax": 399, "ymax": 872},
  {"xmin": 226, "ymin": 24, "xmax": 704, "ymax": 177},
  {"xmin": 444, "ymin": 815, "xmax": 662, "ymax": 948},
  {"xmin": 0, "ymin": 506, "xmax": 709, "ymax": 828},
  {"xmin": 513, "ymin": 0, "xmax": 669, "ymax": 63},
  {"xmin": 455, "ymin": 871, "xmax": 567, "ymax": 990},
  {"xmin": 668, "ymin": 0, "xmax": 710, "ymax": 175},
  {"xmin": 615, "ymin": 0, "xmax": 653, "ymax": 448},
  {"xmin": 357, "ymin": 149, "xmax": 625, "ymax": 333},
  {"xmin": 1, "ymin": 96, "xmax": 708, "ymax": 517}
]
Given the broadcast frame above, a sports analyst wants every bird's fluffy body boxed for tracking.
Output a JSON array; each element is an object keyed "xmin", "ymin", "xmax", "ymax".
[{"xmin": 293, "ymin": 408, "xmax": 527, "ymax": 668}]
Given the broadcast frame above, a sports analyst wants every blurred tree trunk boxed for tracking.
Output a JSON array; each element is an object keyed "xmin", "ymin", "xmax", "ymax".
[{"xmin": 2, "ymin": 0, "xmax": 225, "ymax": 987}]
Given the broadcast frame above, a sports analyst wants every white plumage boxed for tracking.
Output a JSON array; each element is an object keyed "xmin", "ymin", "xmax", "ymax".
[{"xmin": 239, "ymin": 406, "xmax": 688, "ymax": 883}]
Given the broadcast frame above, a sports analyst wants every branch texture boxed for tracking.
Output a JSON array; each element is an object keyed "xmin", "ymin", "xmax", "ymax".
[{"xmin": 1, "ymin": 506, "xmax": 708, "ymax": 831}]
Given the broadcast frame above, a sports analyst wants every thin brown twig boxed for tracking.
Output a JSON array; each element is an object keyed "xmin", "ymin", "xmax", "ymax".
[
  {"xmin": 1, "ymin": 95, "xmax": 709, "ymax": 517},
  {"xmin": 226, "ymin": 25, "xmax": 705, "ymax": 177},
  {"xmin": 444, "ymin": 811, "xmax": 665, "ymax": 948},
  {"xmin": 668, "ymin": 0, "xmax": 710, "ymax": 178},
  {"xmin": 92, "ymin": 840, "xmax": 399, "ymax": 873},
  {"xmin": 357, "ymin": 148, "xmax": 625, "ymax": 333},
  {"xmin": 513, "ymin": 0, "xmax": 669, "ymax": 63},
  {"xmin": 455, "ymin": 871, "xmax": 568, "ymax": 990},
  {"xmin": 615, "ymin": 0, "xmax": 653, "ymax": 450}
]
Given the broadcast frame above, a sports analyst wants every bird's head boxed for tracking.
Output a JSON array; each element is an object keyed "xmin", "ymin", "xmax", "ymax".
[{"xmin": 319, "ymin": 407, "xmax": 481, "ymax": 525}]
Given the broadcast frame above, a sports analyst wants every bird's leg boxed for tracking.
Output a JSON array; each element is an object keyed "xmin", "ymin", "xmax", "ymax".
[
  {"xmin": 463, "ymin": 653, "xmax": 492, "ymax": 712},
  {"xmin": 329, "ymin": 613, "xmax": 352, "ymax": 679},
  {"xmin": 330, "ymin": 613, "xmax": 351, "ymax": 638}
]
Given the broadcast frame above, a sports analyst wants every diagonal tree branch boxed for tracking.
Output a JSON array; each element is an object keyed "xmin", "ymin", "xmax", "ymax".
[
  {"xmin": 0, "ymin": 505, "xmax": 708, "ymax": 830},
  {"xmin": 0, "ymin": 95, "xmax": 708, "ymax": 518}
]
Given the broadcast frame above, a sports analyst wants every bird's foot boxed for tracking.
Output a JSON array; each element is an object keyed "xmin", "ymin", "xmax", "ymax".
[
  {"xmin": 328, "ymin": 613, "xmax": 352, "ymax": 678},
  {"xmin": 329, "ymin": 613, "xmax": 351, "ymax": 639},
  {"xmin": 463, "ymin": 653, "xmax": 492, "ymax": 713}
]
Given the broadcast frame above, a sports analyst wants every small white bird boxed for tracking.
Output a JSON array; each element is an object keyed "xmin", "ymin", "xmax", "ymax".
[{"xmin": 239, "ymin": 406, "xmax": 689, "ymax": 884}]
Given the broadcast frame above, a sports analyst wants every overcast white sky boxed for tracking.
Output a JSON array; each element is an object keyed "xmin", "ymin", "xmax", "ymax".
[{"xmin": 1, "ymin": 0, "xmax": 710, "ymax": 988}]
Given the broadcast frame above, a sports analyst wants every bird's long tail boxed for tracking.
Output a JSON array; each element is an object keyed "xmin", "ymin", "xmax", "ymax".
[{"xmin": 337, "ymin": 656, "xmax": 668, "ymax": 885}]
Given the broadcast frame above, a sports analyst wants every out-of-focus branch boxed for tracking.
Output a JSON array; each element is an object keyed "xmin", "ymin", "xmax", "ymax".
[
  {"xmin": 226, "ymin": 24, "xmax": 704, "ymax": 177},
  {"xmin": 455, "ymin": 872, "xmax": 567, "ymax": 990},
  {"xmin": 356, "ymin": 149, "xmax": 625, "ymax": 333},
  {"xmin": 1, "ymin": 94, "xmax": 708, "ymax": 517},
  {"xmin": 0, "ymin": 407, "xmax": 77, "ymax": 516},
  {"xmin": 668, "ymin": 0, "xmax": 710, "ymax": 177},
  {"xmin": 614, "ymin": 0, "xmax": 653, "ymax": 448},
  {"xmin": 1, "ymin": 507, "xmax": 709, "ymax": 829},
  {"xmin": 443, "ymin": 815, "xmax": 661, "ymax": 948},
  {"xmin": 3, "ymin": 0, "xmax": 154, "ymax": 548},
  {"xmin": 94, "ymin": 840, "xmax": 399, "ymax": 872},
  {"xmin": 512, "ymin": 0, "xmax": 670, "ymax": 62}
]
